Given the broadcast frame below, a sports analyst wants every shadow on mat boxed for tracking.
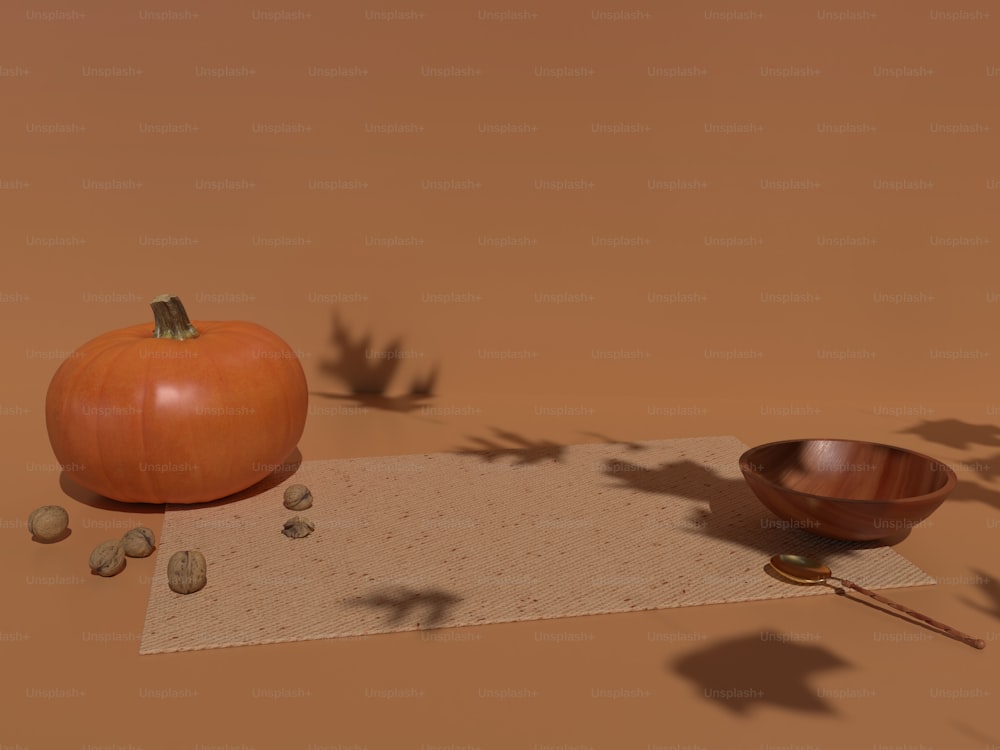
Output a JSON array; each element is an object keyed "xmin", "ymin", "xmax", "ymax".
[{"xmin": 347, "ymin": 586, "xmax": 463, "ymax": 628}]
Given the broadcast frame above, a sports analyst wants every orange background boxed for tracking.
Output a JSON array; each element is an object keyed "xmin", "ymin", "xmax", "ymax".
[{"xmin": 2, "ymin": 1, "xmax": 1000, "ymax": 748}]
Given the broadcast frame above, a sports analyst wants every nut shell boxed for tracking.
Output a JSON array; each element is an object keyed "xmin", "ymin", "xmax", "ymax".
[
  {"xmin": 167, "ymin": 550, "xmax": 207, "ymax": 594},
  {"xmin": 122, "ymin": 527, "xmax": 156, "ymax": 557},
  {"xmin": 28, "ymin": 505, "xmax": 69, "ymax": 541},
  {"xmin": 89, "ymin": 539, "xmax": 126, "ymax": 577},
  {"xmin": 283, "ymin": 483, "xmax": 313, "ymax": 511},
  {"xmin": 282, "ymin": 516, "xmax": 315, "ymax": 539}
]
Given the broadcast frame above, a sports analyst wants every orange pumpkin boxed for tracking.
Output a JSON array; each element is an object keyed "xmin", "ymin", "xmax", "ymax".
[{"xmin": 45, "ymin": 295, "xmax": 308, "ymax": 504}]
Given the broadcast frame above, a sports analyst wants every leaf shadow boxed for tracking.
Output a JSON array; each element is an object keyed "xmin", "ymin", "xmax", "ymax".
[
  {"xmin": 668, "ymin": 630, "xmax": 853, "ymax": 716},
  {"xmin": 950, "ymin": 478, "xmax": 1000, "ymax": 512},
  {"xmin": 345, "ymin": 586, "xmax": 463, "ymax": 629},
  {"xmin": 601, "ymin": 457, "xmax": 728, "ymax": 501},
  {"xmin": 962, "ymin": 450, "xmax": 1000, "ymax": 483},
  {"xmin": 896, "ymin": 418, "xmax": 1000, "ymax": 451},
  {"xmin": 958, "ymin": 567, "xmax": 1000, "ymax": 623},
  {"xmin": 894, "ymin": 419, "xmax": 1000, "ymax": 512},
  {"xmin": 452, "ymin": 427, "xmax": 567, "ymax": 466},
  {"xmin": 312, "ymin": 310, "xmax": 441, "ymax": 414}
]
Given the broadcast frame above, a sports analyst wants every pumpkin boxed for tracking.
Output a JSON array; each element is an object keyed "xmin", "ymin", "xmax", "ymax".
[{"xmin": 45, "ymin": 295, "xmax": 308, "ymax": 504}]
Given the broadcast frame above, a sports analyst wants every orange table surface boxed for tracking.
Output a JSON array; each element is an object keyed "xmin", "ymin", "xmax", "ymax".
[{"xmin": 2, "ymin": 1, "xmax": 999, "ymax": 747}]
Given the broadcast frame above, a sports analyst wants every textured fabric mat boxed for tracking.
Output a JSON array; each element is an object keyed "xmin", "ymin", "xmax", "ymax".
[{"xmin": 140, "ymin": 435, "xmax": 935, "ymax": 653}]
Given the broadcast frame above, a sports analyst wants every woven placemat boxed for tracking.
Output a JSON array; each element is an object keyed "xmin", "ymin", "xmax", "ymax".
[{"xmin": 139, "ymin": 435, "xmax": 935, "ymax": 654}]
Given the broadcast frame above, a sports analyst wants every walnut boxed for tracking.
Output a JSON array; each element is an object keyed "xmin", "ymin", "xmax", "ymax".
[
  {"xmin": 283, "ymin": 483, "xmax": 313, "ymax": 511},
  {"xmin": 167, "ymin": 550, "xmax": 207, "ymax": 594},
  {"xmin": 28, "ymin": 505, "xmax": 69, "ymax": 541},
  {"xmin": 122, "ymin": 527, "xmax": 156, "ymax": 557},
  {"xmin": 89, "ymin": 539, "xmax": 126, "ymax": 577}
]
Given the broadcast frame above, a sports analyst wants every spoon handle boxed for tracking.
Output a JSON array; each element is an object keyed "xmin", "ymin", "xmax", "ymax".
[{"xmin": 840, "ymin": 579, "xmax": 986, "ymax": 650}]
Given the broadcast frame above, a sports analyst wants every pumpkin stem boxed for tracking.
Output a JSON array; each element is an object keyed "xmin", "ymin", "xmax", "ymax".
[{"xmin": 150, "ymin": 294, "xmax": 200, "ymax": 340}]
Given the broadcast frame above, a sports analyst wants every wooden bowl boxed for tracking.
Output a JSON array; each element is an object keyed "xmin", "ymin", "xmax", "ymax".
[{"xmin": 739, "ymin": 438, "xmax": 957, "ymax": 541}]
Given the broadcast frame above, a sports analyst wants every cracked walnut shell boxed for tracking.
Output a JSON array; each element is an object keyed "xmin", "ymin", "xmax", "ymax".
[{"xmin": 282, "ymin": 516, "xmax": 315, "ymax": 539}]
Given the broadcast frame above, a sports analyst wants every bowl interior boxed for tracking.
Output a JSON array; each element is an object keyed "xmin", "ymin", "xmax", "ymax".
[{"xmin": 743, "ymin": 439, "xmax": 952, "ymax": 502}]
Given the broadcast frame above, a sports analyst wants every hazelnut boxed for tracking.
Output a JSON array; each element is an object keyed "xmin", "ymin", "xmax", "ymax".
[
  {"xmin": 122, "ymin": 527, "xmax": 156, "ymax": 557},
  {"xmin": 283, "ymin": 483, "xmax": 313, "ymax": 511},
  {"xmin": 282, "ymin": 516, "xmax": 315, "ymax": 539},
  {"xmin": 167, "ymin": 550, "xmax": 207, "ymax": 594},
  {"xmin": 89, "ymin": 539, "xmax": 126, "ymax": 577},
  {"xmin": 28, "ymin": 505, "xmax": 69, "ymax": 541}
]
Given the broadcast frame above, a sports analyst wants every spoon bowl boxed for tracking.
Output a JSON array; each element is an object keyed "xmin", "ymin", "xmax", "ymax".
[{"xmin": 769, "ymin": 554, "xmax": 832, "ymax": 583}]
